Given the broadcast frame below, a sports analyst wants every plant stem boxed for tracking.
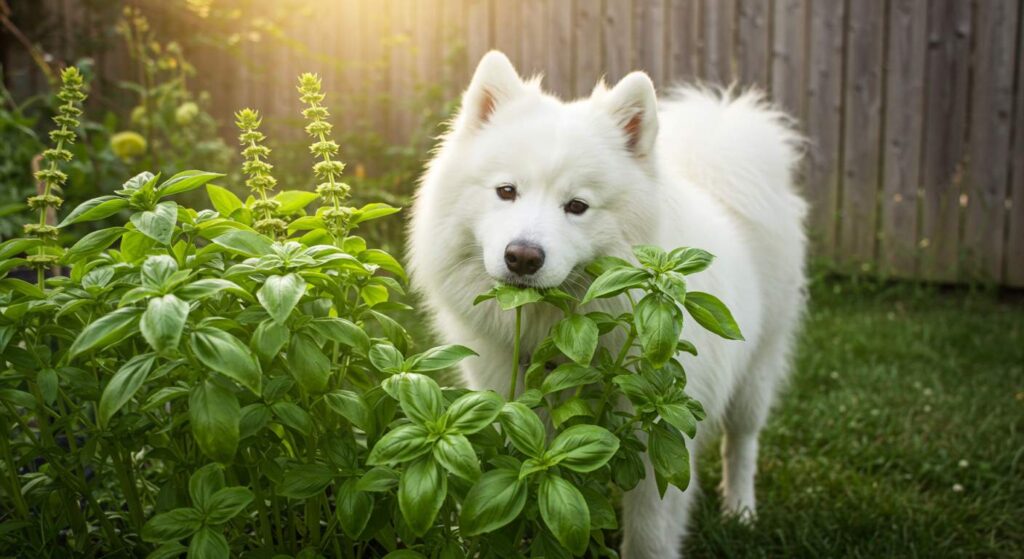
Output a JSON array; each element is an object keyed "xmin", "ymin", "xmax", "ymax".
[{"xmin": 508, "ymin": 306, "xmax": 522, "ymax": 400}]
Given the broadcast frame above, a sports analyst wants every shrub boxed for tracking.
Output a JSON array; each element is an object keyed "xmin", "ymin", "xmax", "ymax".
[{"xmin": 0, "ymin": 67, "xmax": 742, "ymax": 558}]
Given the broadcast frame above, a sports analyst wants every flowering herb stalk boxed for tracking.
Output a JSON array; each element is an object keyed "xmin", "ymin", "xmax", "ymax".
[
  {"xmin": 236, "ymin": 108, "xmax": 286, "ymax": 237},
  {"xmin": 297, "ymin": 72, "xmax": 351, "ymax": 242},
  {"xmin": 25, "ymin": 66, "xmax": 86, "ymax": 287}
]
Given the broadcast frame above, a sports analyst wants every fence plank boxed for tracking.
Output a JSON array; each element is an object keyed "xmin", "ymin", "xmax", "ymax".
[
  {"xmin": 574, "ymin": 0, "xmax": 604, "ymax": 96},
  {"xmin": 603, "ymin": 0, "xmax": 633, "ymax": 84},
  {"xmin": 441, "ymin": 0, "xmax": 469, "ymax": 98},
  {"xmin": 919, "ymin": 0, "xmax": 971, "ymax": 282},
  {"xmin": 838, "ymin": 0, "xmax": 886, "ymax": 268},
  {"xmin": 879, "ymin": 0, "xmax": 927, "ymax": 278},
  {"xmin": 634, "ymin": 0, "xmax": 666, "ymax": 86},
  {"xmin": 546, "ymin": 0, "xmax": 574, "ymax": 96},
  {"xmin": 962, "ymin": 0, "xmax": 1018, "ymax": 282},
  {"xmin": 736, "ymin": 0, "xmax": 770, "ymax": 91},
  {"xmin": 804, "ymin": 0, "xmax": 844, "ymax": 258},
  {"xmin": 666, "ymin": 0, "xmax": 701, "ymax": 83},
  {"xmin": 519, "ymin": 0, "xmax": 549, "ymax": 80},
  {"xmin": 466, "ymin": 0, "xmax": 492, "ymax": 73},
  {"xmin": 771, "ymin": 0, "xmax": 806, "ymax": 118},
  {"xmin": 1008, "ymin": 5, "xmax": 1024, "ymax": 288},
  {"xmin": 702, "ymin": 0, "xmax": 734, "ymax": 84},
  {"xmin": 494, "ymin": 0, "xmax": 521, "ymax": 67}
]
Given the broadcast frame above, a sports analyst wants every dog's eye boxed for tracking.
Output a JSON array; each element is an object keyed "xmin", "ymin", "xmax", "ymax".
[
  {"xmin": 496, "ymin": 184, "xmax": 517, "ymax": 201},
  {"xmin": 564, "ymin": 199, "xmax": 589, "ymax": 215}
]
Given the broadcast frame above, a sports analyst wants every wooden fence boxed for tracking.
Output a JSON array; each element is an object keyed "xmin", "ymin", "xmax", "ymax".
[{"xmin": 6, "ymin": 0, "xmax": 1024, "ymax": 286}]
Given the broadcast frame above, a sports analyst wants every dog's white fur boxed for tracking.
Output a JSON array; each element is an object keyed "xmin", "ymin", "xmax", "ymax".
[{"xmin": 409, "ymin": 51, "xmax": 807, "ymax": 558}]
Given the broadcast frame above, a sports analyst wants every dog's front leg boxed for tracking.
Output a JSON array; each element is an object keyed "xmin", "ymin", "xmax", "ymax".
[{"xmin": 621, "ymin": 440, "xmax": 700, "ymax": 559}]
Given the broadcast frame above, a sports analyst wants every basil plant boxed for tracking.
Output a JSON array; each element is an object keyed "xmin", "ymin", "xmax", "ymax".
[{"xmin": 0, "ymin": 69, "xmax": 742, "ymax": 558}]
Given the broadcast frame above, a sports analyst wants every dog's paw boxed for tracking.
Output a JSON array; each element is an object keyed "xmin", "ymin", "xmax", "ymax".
[{"xmin": 721, "ymin": 499, "xmax": 757, "ymax": 524}]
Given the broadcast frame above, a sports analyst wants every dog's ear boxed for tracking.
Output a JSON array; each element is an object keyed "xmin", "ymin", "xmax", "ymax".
[
  {"xmin": 601, "ymin": 72, "xmax": 659, "ymax": 158},
  {"xmin": 459, "ymin": 51, "xmax": 524, "ymax": 131}
]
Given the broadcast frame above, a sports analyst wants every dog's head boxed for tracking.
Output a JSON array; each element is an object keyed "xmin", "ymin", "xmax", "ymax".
[{"xmin": 411, "ymin": 51, "xmax": 661, "ymax": 297}]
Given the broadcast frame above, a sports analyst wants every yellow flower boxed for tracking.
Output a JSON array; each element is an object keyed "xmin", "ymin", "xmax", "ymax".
[
  {"xmin": 111, "ymin": 131, "xmax": 147, "ymax": 160},
  {"xmin": 175, "ymin": 102, "xmax": 199, "ymax": 125},
  {"xmin": 130, "ymin": 105, "xmax": 147, "ymax": 125}
]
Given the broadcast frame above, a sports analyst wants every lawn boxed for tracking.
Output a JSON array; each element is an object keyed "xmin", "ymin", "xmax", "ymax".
[{"xmin": 685, "ymin": 279, "xmax": 1024, "ymax": 558}]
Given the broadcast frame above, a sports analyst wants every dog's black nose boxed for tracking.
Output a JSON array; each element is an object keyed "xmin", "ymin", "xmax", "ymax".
[{"xmin": 504, "ymin": 242, "xmax": 545, "ymax": 276}]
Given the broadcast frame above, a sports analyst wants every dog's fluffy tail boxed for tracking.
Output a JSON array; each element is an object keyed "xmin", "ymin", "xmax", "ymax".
[{"xmin": 657, "ymin": 87, "xmax": 807, "ymax": 230}]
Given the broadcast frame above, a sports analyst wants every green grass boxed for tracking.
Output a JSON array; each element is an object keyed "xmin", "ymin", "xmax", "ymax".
[{"xmin": 685, "ymin": 279, "xmax": 1024, "ymax": 558}]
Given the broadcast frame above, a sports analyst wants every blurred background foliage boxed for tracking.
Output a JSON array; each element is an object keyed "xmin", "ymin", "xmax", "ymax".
[{"xmin": 0, "ymin": 0, "xmax": 454, "ymax": 253}]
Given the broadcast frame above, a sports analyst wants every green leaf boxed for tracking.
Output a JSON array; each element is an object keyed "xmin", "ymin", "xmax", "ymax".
[
  {"xmin": 550, "ymin": 397, "xmax": 593, "ymax": 428},
  {"xmin": 158, "ymin": 170, "xmax": 225, "ymax": 197},
  {"xmin": 189, "ymin": 464, "xmax": 225, "ymax": 510},
  {"xmin": 63, "ymin": 227, "xmax": 126, "ymax": 261},
  {"xmin": 288, "ymin": 333, "xmax": 331, "ymax": 393},
  {"xmin": 336, "ymin": 478, "xmax": 373, "ymax": 538},
  {"xmin": 257, "ymin": 273, "xmax": 305, "ymax": 324},
  {"xmin": 538, "ymin": 475, "xmax": 590, "ymax": 556},
  {"xmin": 141, "ymin": 294, "xmax": 189, "ymax": 351},
  {"xmin": 433, "ymin": 433, "xmax": 480, "ymax": 480},
  {"xmin": 541, "ymin": 363, "xmax": 601, "ymax": 395},
  {"xmin": 311, "ymin": 317, "xmax": 370, "ymax": 354},
  {"xmin": 460, "ymin": 468, "xmax": 527, "ymax": 536},
  {"xmin": 278, "ymin": 463, "xmax": 333, "ymax": 499},
  {"xmin": 658, "ymin": 403, "xmax": 698, "ymax": 438},
  {"xmin": 585, "ymin": 255, "xmax": 633, "ymax": 277},
  {"xmin": 58, "ymin": 196, "xmax": 129, "ymax": 227},
  {"xmin": 177, "ymin": 278, "xmax": 251, "ymax": 302},
  {"xmin": 269, "ymin": 189, "xmax": 317, "ymax": 213},
  {"xmin": 188, "ymin": 526, "xmax": 229, "ymax": 559},
  {"xmin": 499, "ymin": 402, "xmax": 546, "ymax": 458},
  {"xmin": 68, "ymin": 307, "xmax": 141, "ymax": 359},
  {"xmin": 351, "ymin": 202, "xmax": 401, "ymax": 224},
  {"xmin": 474, "ymin": 284, "xmax": 544, "ymax": 309},
  {"xmin": 655, "ymin": 271, "xmax": 687, "ymax": 304},
  {"xmin": 443, "ymin": 391, "xmax": 503, "ymax": 434},
  {"xmin": 324, "ymin": 390, "xmax": 370, "ymax": 430},
  {"xmin": 633, "ymin": 245, "xmax": 667, "ymax": 269},
  {"xmin": 356, "ymin": 466, "xmax": 399, "ymax": 492},
  {"xmin": 141, "ymin": 255, "xmax": 179, "ymax": 290},
  {"xmin": 141, "ymin": 507, "xmax": 202, "ymax": 542},
  {"xmin": 367, "ymin": 423, "xmax": 432, "ymax": 465},
  {"xmin": 684, "ymin": 291, "xmax": 744, "ymax": 340},
  {"xmin": 580, "ymin": 485, "xmax": 618, "ymax": 530},
  {"xmin": 0, "ymin": 237, "xmax": 41, "ymax": 260},
  {"xmin": 131, "ymin": 201, "xmax": 178, "ymax": 245},
  {"xmin": 648, "ymin": 421, "xmax": 691, "ymax": 495},
  {"xmin": 407, "ymin": 344, "xmax": 477, "ymax": 372},
  {"xmin": 206, "ymin": 184, "xmax": 243, "ymax": 216},
  {"xmin": 98, "ymin": 353, "xmax": 156, "ymax": 427},
  {"xmin": 396, "ymin": 373, "xmax": 444, "ymax": 424},
  {"xmin": 551, "ymin": 315, "xmax": 599, "ymax": 365},
  {"xmin": 204, "ymin": 487, "xmax": 253, "ymax": 524},
  {"xmin": 191, "ymin": 328, "xmax": 262, "ymax": 395},
  {"xmin": 581, "ymin": 266, "xmax": 649, "ymax": 304},
  {"xmin": 271, "ymin": 401, "xmax": 313, "ymax": 436},
  {"xmin": 211, "ymin": 229, "xmax": 272, "ymax": 257},
  {"xmin": 250, "ymin": 319, "xmax": 289, "ymax": 361},
  {"xmin": 668, "ymin": 247, "xmax": 714, "ymax": 275},
  {"xmin": 399, "ymin": 457, "xmax": 446, "ymax": 537},
  {"xmin": 361, "ymin": 249, "xmax": 408, "ymax": 283},
  {"xmin": 189, "ymin": 380, "xmax": 240, "ymax": 463},
  {"xmin": 369, "ymin": 343, "xmax": 404, "ymax": 372},
  {"xmin": 548, "ymin": 424, "xmax": 619, "ymax": 473},
  {"xmin": 634, "ymin": 292, "xmax": 684, "ymax": 367}
]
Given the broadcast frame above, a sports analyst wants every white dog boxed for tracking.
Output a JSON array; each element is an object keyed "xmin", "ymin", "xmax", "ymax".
[{"xmin": 408, "ymin": 51, "xmax": 807, "ymax": 558}]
